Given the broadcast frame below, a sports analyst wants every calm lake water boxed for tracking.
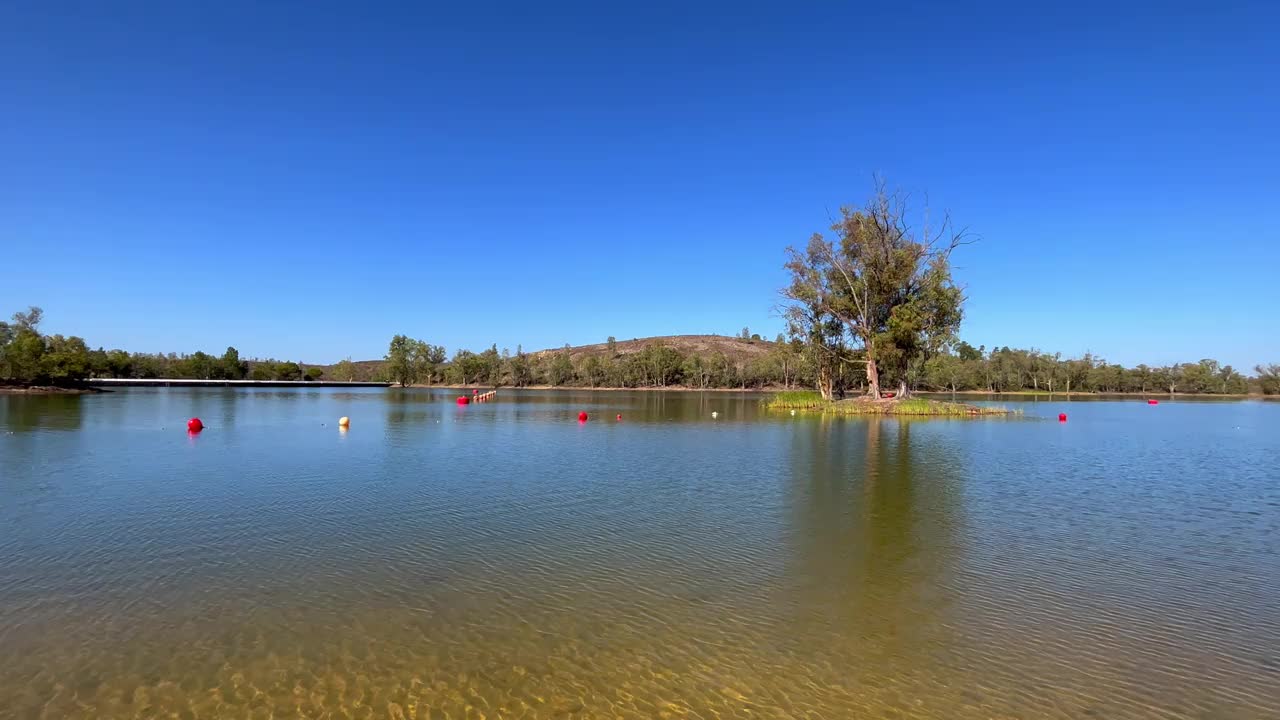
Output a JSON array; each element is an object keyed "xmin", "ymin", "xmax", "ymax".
[{"xmin": 1, "ymin": 389, "xmax": 1277, "ymax": 719}]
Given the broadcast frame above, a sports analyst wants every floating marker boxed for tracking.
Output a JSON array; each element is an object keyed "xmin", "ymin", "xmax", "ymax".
[
  {"xmin": 1058, "ymin": 413, "xmax": 1067, "ymax": 422},
  {"xmin": 1147, "ymin": 399, "xmax": 1159, "ymax": 405},
  {"xmin": 338, "ymin": 416, "xmax": 350, "ymax": 428},
  {"xmin": 711, "ymin": 411, "xmax": 719, "ymax": 419},
  {"xmin": 457, "ymin": 396, "xmax": 470, "ymax": 405},
  {"xmin": 791, "ymin": 410, "xmax": 796, "ymax": 416},
  {"xmin": 578, "ymin": 411, "xmax": 589, "ymax": 422},
  {"xmin": 187, "ymin": 417, "xmax": 204, "ymax": 433},
  {"xmin": 616, "ymin": 414, "xmax": 622, "ymax": 421}
]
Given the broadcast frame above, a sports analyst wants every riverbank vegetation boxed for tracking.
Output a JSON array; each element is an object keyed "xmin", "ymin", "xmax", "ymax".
[
  {"xmin": 765, "ymin": 390, "xmax": 830, "ymax": 408},
  {"xmin": 922, "ymin": 345, "xmax": 1256, "ymax": 396}
]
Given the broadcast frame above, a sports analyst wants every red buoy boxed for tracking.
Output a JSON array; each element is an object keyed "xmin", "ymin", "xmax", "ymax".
[
  {"xmin": 473, "ymin": 389, "xmax": 479, "ymax": 395},
  {"xmin": 187, "ymin": 417, "xmax": 204, "ymax": 432},
  {"xmin": 1058, "ymin": 413, "xmax": 1067, "ymax": 422},
  {"xmin": 616, "ymin": 414, "xmax": 622, "ymax": 421},
  {"xmin": 1147, "ymin": 399, "xmax": 1159, "ymax": 405},
  {"xmin": 578, "ymin": 411, "xmax": 589, "ymax": 422},
  {"xmin": 457, "ymin": 396, "xmax": 470, "ymax": 405}
]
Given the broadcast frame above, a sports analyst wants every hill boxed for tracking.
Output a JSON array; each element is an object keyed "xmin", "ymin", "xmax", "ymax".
[
  {"xmin": 311, "ymin": 335, "xmax": 782, "ymax": 385},
  {"xmin": 529, "ymin": 334, "xmax": 777, "ymax": 363}
]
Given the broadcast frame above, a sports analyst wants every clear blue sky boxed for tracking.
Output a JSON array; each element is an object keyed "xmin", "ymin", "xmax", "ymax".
[{"xmin": 2, "ymin": 1, "xmax": 1277, "ymax": 368}]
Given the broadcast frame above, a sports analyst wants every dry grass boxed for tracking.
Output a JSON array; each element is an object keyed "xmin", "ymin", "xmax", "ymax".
[{"xmin": 529, "ymin": 334, "xmax": 776, "ymax": 362}]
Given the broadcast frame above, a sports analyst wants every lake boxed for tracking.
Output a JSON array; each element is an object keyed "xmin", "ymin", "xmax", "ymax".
[{"xmin": 1, "ymin": 388, "xmax": 1277, "ymax": 719}]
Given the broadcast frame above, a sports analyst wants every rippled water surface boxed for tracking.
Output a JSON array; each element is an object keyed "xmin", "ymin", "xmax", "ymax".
[{"xmin": 1, "ymin": 389, "xmax": 1277, "ymax": 719}]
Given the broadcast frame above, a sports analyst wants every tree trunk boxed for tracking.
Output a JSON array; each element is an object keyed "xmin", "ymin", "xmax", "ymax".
[
  {"xmin": 817, "ymin": 363, "xmax": 834, "ymax": 401},
  {"xmin": 897, "ymin": 379, "xmax": 909, "ymax": 398},
  {"xmin": 866, "ymin": 357, "xmax": 880, "ymax": 399}
]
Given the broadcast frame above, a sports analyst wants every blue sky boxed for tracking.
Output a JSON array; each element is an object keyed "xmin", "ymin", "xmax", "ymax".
[{"xmin": 2, "ymin": 1, "xmax": 1277, "ymax": 367}]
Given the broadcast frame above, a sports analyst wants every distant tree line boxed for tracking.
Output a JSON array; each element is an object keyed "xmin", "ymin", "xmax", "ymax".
[
  {"xmin": 91, "ymin": 350, "xmax": 324, "ymax": 382},
  {"xmin": 381, "ymin": 332, "xmax": 1277, "ymax": 395},
  {"xmin": 382, "ymin": 333, "xmax": 812, "ymax": 390},
  {"xmin": 922, "ymin": 343, "xmax": 1259, "ymax": 395},
  {"xmin": 0, "ymin": 306, "xmax": 322, "ymax": 385},
  {"xmin": 4, "ymin": 305, "xmax": 1276, "ymax": 395}
]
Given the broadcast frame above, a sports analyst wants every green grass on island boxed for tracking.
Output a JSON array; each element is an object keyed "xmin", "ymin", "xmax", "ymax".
[{"xmin": 766, "ymin": 390, "xmax": 1017, "ymax": 416}]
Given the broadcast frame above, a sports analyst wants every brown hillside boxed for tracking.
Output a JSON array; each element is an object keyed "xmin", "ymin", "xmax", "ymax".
[
  {"xmin": 530, "ymin": 335, "xmax": 777, "ymax": 362},
  {"xmin": 304, "ymin": 359, "xmax": 386, "ymax": 382},
  {"xmin": 313, "ymin": 335, "xmax": 778, "ymax": 380}
]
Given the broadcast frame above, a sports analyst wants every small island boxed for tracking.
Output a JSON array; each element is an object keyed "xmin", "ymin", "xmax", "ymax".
[{"xmin": 766, "ymin": 390, "xmax": 1015, "ymax": 416}]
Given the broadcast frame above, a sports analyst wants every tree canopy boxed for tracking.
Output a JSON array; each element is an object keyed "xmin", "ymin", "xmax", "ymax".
[
  {"xmin": 0, "ymin": 306, "xmax": 93, "ymax": 386},
  {"xmin": 1255, "ymin": 364, "xmax": 1280, "ymax": 395},
  {"xmin": 783, "ymin": 183, "xmax": 965, "ymax": 398},
  {"xmin": 385, "ymin": 335, "xmax": 447, "ymax": 386}
]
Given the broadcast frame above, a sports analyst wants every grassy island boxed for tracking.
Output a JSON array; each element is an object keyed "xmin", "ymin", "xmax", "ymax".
[{"xmin": 766, "ymin": 390, "xmax": 1016, "ymax": 416}]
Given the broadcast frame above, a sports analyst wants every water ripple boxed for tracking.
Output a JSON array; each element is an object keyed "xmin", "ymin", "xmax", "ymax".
[{"xmin": 0, "ymin": 391, "xmax": 1277, "ymax": 718}]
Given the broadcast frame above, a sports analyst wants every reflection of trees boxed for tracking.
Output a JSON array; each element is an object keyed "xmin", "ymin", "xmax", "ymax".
[
  {"xmin": 385, "ymin": 388, "xmax": 443, "ymax": 426},
  {"xmin": 0, "ymin": 395, "xmax": 84, "ymax": 432},
  {"xmin": 630, "ymin": 391, "xmax": 763, "ymax": 422},
  {"xmin": 379, "ymin": 388, "xmax": 769, "ymax": 428},
  {"xmin": 1, "ymin": 396, "xmax": 86, "ymax": 487},
  {"xmin": 489, "ymin": 389, "xmax": 765, "ymax": 423},
  {"xmin": 786, "ymin": 417, "xmax": 964, "ymax": 663}
]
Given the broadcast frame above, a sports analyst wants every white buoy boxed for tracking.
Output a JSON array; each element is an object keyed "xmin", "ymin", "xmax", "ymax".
[
  {"xmin": 711, "ymin": 411, "xmax": 719, "ymax": 419},
  {"xmin": 791, "ymin": 409, "xmax": 796, "ymax": 416}
]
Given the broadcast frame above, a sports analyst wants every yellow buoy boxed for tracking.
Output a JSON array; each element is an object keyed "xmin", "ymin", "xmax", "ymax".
[{"xmin": 338, "ymin": 416, "xmax": 350, "ymax": 428}]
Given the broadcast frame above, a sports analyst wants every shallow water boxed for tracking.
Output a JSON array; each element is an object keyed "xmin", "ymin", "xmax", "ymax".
[{"xmin": 1, "ymin": 388, "xmax": 1277, "ymax": 719}]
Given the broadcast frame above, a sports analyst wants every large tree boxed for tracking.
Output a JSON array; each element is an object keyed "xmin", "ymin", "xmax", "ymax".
[
  {"xmin": 1257, "ymin": 364, "xmax": 1280, "ymax": 395},
  {"xmin": 413, "ymin": 341, "xmax": 447, "ymax": 384},
  {"xmin": 386, "ymin": 335, "xmax": 445, "ymax": 386},
  {"xmin": 781, "ymin": 292, "xmax": 848, "ymax": 400},
  {"xmin": 334, "ymin": 357, "xmax": 356, "ymax": 381},
  {"xmin": 783, "ymin": 182, "xmax": 966, "ymax": 398},
  {"xmin": 220, "ymin": 346, "xmax": 248, "ymax": 380},
  {"xmin": 386, "ymin": 335, "xmax": 416, "ymax": 386},
  {"xmin": 507, "ymin": 346, "xmax": 533, "ymax": 387}
]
